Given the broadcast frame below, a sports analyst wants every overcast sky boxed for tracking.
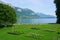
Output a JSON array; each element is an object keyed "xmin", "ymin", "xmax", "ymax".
[{"xmin": 1, "ymin": 0, "xmax": 56, "ymax": 16}]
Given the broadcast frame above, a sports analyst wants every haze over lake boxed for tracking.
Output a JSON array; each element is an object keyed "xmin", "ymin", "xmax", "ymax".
[{"xmin": 17, "ymin": 18, "xmax": 57, "ymax": 24}]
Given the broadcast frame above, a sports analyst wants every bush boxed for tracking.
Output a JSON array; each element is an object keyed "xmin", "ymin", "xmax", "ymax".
[{"xmin": 0, "ymin": 3, "xmax": 16, "ymax": 27}]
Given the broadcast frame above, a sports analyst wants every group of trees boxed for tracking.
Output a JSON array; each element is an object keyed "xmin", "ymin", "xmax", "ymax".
[
  {"xmin": 0, "ymin": 0, "xmax": 60, "ymax": 28},
  {"xmin": 0, "ymin": 3, "xmax": 16, "ymax": 28}
]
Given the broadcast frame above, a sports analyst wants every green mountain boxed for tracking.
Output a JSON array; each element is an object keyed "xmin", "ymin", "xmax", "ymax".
[
  {"xmin": 14, "ymin": 7, "xmax": 40, "ymax": 18},
  {"xmin": 14, "ymin": 7, "xmax": 56, "ymax": 18}
]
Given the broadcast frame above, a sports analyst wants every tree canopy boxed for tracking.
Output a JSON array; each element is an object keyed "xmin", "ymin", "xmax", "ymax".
[
  {"xmin": 54, "ymin": 0, "xmax": 60, "ymax": 23},
  {"xmin": 0, "ymin": 3, "xmax": 16, "ymax": 27}
]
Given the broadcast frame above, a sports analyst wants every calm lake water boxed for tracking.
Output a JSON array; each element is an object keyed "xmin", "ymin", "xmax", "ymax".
[{"xmin": 17, "ymin": 18, "xmax": 57, "ymax": 24}]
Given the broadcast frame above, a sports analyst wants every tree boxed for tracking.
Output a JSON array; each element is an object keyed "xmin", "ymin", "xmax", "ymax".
[
  {"xmin": 54, "ymin": 0, "xmax": 60, "ymax": 23},
  {"xmin": 0, "ymin": 3, "xmax": 16, "ymax": 28}
]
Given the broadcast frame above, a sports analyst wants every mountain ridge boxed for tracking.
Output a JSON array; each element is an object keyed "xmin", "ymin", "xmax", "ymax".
[{"xmin": 14, "ymin": 7, "xmax": 56, "ymax": 18}]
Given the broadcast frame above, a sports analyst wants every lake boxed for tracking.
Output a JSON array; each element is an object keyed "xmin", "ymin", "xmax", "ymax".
[{"xmin": 17, "ymin": 18, "xmax": 57, "ymax": 24}]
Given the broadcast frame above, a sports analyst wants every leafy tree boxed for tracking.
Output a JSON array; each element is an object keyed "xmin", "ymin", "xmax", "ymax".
[
  {"xmin": 54, "ymin": 0, "xmax": 60, "ymax": 23},
  {"xmin": 0, "ymin": 3, "xmax": 16, "ymax": 28}
]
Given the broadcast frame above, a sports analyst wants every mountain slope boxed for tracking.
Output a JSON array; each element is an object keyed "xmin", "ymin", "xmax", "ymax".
[
  {"xmin": 14, "ymin": 7, "xmax": 40, "ymax": 18},
  {"xmin": 36, "ymin": 13, "xmax": 56, "ymax": 18},
  {"xmin": 14, "ymin": 7, "xmax": 56, "ymax": 18}
]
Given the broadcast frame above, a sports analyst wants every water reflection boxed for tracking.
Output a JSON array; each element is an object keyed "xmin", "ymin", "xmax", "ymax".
[{"xmin": 17, "ymin": 18, "xmax": 57, "ymax": 24}]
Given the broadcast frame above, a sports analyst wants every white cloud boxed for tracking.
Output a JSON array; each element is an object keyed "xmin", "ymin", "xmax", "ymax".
[
  {"xmin": 17, "ymin": 9, "xmax": 22, "ymax": 12},
  {"xmin": 32, "ymin": 13, "xmax": 35, "ymax": 15},
  {"xmin": 27, "ymin": 0, "xmax": 39, "ymax": 3}
]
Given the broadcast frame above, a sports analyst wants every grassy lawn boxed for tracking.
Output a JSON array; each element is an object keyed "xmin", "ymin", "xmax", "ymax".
[{"xmin": 0, "ymin": 24, "xmax": 60, "ymax": 40}]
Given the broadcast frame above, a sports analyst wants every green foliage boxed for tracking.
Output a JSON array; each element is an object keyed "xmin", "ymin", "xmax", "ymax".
[
  {"xmin": 54, "ymin": 0, "xmax": 60, "ymax": 23},
  {"xmin": 0, "ymin": 3, "xmax": 16, "ymax": 27}
]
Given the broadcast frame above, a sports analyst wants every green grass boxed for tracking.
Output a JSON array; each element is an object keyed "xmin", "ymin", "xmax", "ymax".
[{"xmin": 0, "ymin": 24, "xmax": 60, "ymax": 40}]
